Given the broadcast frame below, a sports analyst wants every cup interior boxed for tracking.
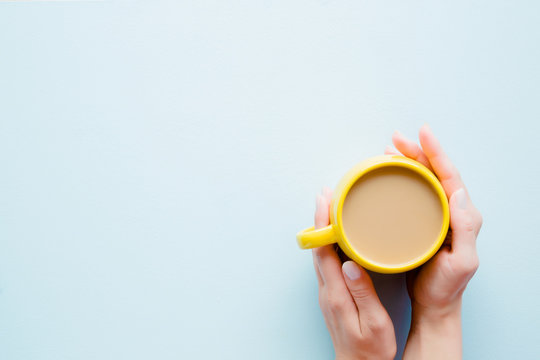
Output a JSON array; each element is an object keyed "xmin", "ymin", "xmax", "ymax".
[{"xmin": 339, "ymin": 164, "xmax": 446, "ymax": 269}]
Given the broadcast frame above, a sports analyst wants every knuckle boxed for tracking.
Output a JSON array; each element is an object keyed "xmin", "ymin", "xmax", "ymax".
[
  {"xmin": 470, "ymin": 255, "xmax": 480, "ymax": 273},
  {"xmin": 326, "ymin": 293, "xmax": 347, "ymax": 313},
  {"xmin": 462, "ymin": 215, "xmax": 475, "ymax": 233},
  {"xmin": 379, "ymin": 340, "xmax": 398, "ymax": 360},
  {"xmin": 357, "ymin": 329, "xmax": 396, "ymax": 360},
  {"xmin": 318, "ymin": 293, "xmax": 326, "ymax": 311},
  {"xmin": 348, "ymin": 287, "xmax": 372, "ymax": 302},
  {"xmin": 456, "ymin": 253, "xmax": 480, "ymax": 276},
  {"xmin": 386, "ymin": 345, "xmax": 398, "ymax": 360},
  {"xmin": 348, "ymin": 328, "xmax": 364, "ymax": 346},
  {"xmin": 475, "ymin": 211, "xmax": 484, "ymax": 230},
  {"xmin": 367, "ymin": 314, "xmax": 392, "ymax": 334}
]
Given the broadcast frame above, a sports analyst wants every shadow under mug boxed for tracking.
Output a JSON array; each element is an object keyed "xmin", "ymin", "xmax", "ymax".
[{"xmin": 297, "ymin": 155, "xmax": 450, "ymax": 274}]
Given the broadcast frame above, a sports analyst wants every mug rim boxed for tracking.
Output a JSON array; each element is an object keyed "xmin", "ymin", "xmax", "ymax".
[{"xmin": 333, "ymin": 155, "xmax": 450, "ymax": 274}]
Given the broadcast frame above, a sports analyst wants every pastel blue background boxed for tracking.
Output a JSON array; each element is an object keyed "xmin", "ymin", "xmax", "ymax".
[{"xmin": 1, "ymin": 1, "xmax": 539, "ymax": 359}]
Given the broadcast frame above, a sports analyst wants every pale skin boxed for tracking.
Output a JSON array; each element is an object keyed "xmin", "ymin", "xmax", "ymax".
[{"xmin": 312, "ymin": 125, "xmax": 483, "ymax": 359}]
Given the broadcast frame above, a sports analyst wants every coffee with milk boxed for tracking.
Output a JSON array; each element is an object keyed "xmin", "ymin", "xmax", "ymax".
[{"xmin": 341, "ymin": 166, "xmax": 444, "ymax": 267}]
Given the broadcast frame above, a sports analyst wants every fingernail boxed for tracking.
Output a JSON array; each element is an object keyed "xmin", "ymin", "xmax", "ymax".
[
  {"xmin": 455, "ymin": 188, "xmax": 468, "ymax": 209},
  {"xmin": 343, "ymin": 261, "xmax": 362, "ymax": 280}
]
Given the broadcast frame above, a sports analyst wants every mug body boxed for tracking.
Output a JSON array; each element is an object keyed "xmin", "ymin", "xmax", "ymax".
[{"xmin": 297, "ymin": 155, "xmax": 450, "ymax": 274}]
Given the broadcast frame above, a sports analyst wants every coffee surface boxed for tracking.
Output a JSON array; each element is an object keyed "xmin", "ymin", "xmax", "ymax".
[{"xmin": 342, "ymin": 167, "xmax": 444, "ymax": 266}]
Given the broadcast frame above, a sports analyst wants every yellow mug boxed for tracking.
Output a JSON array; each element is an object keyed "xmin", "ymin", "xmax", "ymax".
[{"xmin": 296, "ymin": 155, "xmax": 450, "ymax": 274}]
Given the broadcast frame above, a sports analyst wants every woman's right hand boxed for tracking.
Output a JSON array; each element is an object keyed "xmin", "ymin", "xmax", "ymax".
[{"xmin": 312, "ymin": 188, "xmax": 397, "ymax": 360}]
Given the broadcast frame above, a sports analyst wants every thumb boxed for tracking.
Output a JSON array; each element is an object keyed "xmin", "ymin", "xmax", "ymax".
[
  {"xmin": 447, "ymin": 188, "xmax": 481, "ymax": 276},
  {"xmin": 342, "ymin": 261, "xmax": 389, "ymax": 331},
  {"xmin": 449, "ymin": 188, "xmax": 480, "ymax": 252}
]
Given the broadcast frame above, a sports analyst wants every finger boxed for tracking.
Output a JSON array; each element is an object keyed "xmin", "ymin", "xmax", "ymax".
[
  {"xmin": 391, "ymin": 130, "xmax": 433, "ymax": 170},
  {"xmin": 312, "ymin": 194, "xmax": 348, "ymax": 293},
  {"xmin": 448, "ymin": 188, "xmax": 481, "ymax": 252},
  {"xmin": 322, "ymin": 186, "xmax": 333, "ymax": 204},
  {"xmin": 418, "ymin": 124, "xmax": 467, "ymax": 197},
  {"xmin": 312, "ymin": 250, "xmax": 323, "ymax": 287},
  {"xmin": 314, "ymin": 243, "xmax": 350, "ymax": 293},
  {"xmin": 446, "ymin": 188, "xmax": 481, "ymax": 278},
  {"xmin": 342, "ymin": 261, "xmax": 392, "ymax": 335},
  {"xmin": 312, "ymin": 194, "xmax": 328, "ymax": 286},
  {"xmin": 384, "ymin": 145, "xmax": 400, "ymax": 155},
  {"xmin": 313, "ymin": 189, "xmax": 356, "ymax": 316},
  {"xmin": 314, "ymin": 194, "xmax": 329, "ymax": 230}
]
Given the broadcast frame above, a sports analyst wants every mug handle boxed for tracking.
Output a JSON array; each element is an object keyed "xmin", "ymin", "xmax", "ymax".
[{"xmin": 296, "ymin": 225, "xmax": 337, "ymax": 249}]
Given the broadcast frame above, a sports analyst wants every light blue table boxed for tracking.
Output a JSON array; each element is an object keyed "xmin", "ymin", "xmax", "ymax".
[{"xmin": 1, "ymin": 1, "xmax": 539, "ymax": 359}]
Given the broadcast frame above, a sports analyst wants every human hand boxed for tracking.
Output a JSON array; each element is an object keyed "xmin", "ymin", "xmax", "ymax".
[
  {"xmin": 386, "ymin": 125, "xmax": 483, "ymax": 359},
  {"xmin": 312, "ymin": 188, "xmax": 396, "ymax": 360}
]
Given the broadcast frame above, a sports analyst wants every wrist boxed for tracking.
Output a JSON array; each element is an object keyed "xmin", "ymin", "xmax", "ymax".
[
  {"xmin": 411, "ymin": 299, "xmax": 462, "ymax": 329},
  {"xmin": 404, "ymin": 300, "xmax": 462, "ymax": 360}
]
